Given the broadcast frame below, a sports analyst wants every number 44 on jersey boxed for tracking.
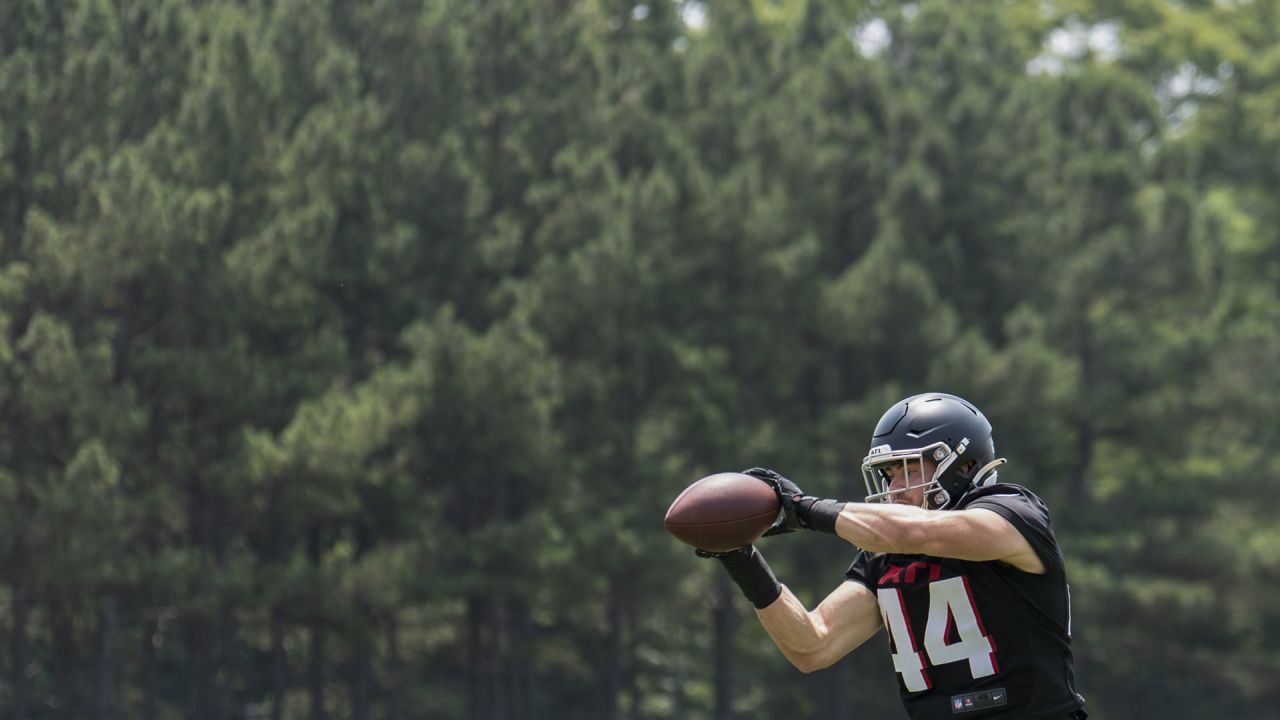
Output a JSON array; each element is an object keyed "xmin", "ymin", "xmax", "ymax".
[{"xmin": 878, "ymin": 576, "xmax": 998, "ymax": 692}]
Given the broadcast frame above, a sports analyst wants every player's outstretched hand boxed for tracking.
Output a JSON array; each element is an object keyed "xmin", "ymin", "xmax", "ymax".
[{"xmin": 741, "ymin": 467, "xmax": 804, "ymax": 536}]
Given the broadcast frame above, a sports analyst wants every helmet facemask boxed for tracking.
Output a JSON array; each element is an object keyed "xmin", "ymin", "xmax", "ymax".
[{"xmin": 862, "ymin": 441, "xmax": 959, "ymax": 509}]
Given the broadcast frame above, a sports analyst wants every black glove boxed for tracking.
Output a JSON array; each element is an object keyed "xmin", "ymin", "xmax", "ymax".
[
  {"xmin": 742, "ymin": 467, "xmax": 806, "ymax": 535},
  {"xmin": 695, "ymin": 545, "xmax": 782, "ymax": 609},
  {"xmin": 742, "ymin": 467, "xmax": 844, "ymax": 536}
]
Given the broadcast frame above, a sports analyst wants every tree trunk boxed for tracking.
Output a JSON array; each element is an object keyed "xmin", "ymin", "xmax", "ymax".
[
  {"xmin": 96, "ymin": 595, "xmax": 119, "ymax": 720},
  {"xmin": 185, "ymin": 616, "xmax": 212, "ymax": 720},
  {"xmin": 51, "ymin": 598, "xmax": 78, "ymax": 720},
  {"xmin": 307, "ymin": 524, "xmax": 326, "ymax": 720},
  {"xmin": 185, "ymin": 464, "xmax": 214, "ymax": 720},
  {"xmin": 385, "ymin": 616, "xmax": 403, "ymax": 720},
  {"xmin": 141, "ymin": 615, "xmax": 157, "ymax": 720},
  {"xmin": 271, "ymin": 611, "xmax": 286, "ymax": 720},
  {"xmin": 492, "ymin": 597, "xmax": 505, "ymax": 720},
  {"xmin": 466, "ymin": 595, "xmax": 495, "ymax": 720},
  {"xmin": 711, "ymin": 578, "xmax": 737, "ymax": 720},
  {"xmin": 507, "ymin": 597, "xmax": 533, "ymax": 720},
  {"xmin": 1070, "ymin": 317, "xmax": 1094, "ymax": 507},
  {"xmin": 9, "ymin": 452, "xmax": 32, "ymax": 720},
  {"xmin": 605, "ymin": 580, "xmax": 624, "ymax": 720},
  {"xmin": 850, "ymin": 634, "xmax": 894, "ymax": 718},
  {"xmin": 624, "ymin": 606, "xmax": 640, "ymax": 720},
  {"xmin": 349, "ymin": 520, "xmax": 375, "ymax": 720},
  {"xmin": 268, "ymin": 479, "xmax": 287, "ymax": 720},
  {"xmin": 0, "ymin": 66, "xmax": 31, "ymax": 259},
  {"xmin": 815, "ymin": 657, "xmax": 853, "ymax": 720},
  {"xmin": 1070, "ymin": 420, "xmax": 1093, "ymax": 507},
  {"xmin": 93, "ymin": 281, "xmax": 133, "ymax": 720},
  {"xmin": 350, "ymin": 601, "xmax": 373, "ymax": 720},
  {"xmin": 351, "ymin": 647, "xmax": 372, "ymax": 720},
  {"xmin": 215, "ymin": 599, "xmax": 235, "ymax": 720},
  {"xmin": 309, "ymin": 624, "xmax": 326, "ymax": 720},
  {"xmin": 835, "ymin": 658, "xmax": 853, "ymax": 718},
  {"xmin": 464, "ymin": 466, "xmax": 502, "ymax": 720},
  {"xmin": 9, "ymin": 565, "xmax": 28, "ymax": 720}
]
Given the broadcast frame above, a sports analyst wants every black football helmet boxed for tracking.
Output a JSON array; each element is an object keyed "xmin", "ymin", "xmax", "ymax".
[{"xmin": 861, "ymin": 393, "xmax": 1006, "ymax": 509}]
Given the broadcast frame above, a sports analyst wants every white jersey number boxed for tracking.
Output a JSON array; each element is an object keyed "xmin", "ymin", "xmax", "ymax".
[{"xmin": 878, "ymin": 576, "xmax": 997, "ymax": 692}]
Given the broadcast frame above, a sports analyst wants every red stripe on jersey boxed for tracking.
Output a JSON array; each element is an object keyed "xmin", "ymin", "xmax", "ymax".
[
  {"xmin": 895, "ymin": 587, "xmax": 932, "ymax": 690},
  {"xmin": 961, "ymin": 575, "xmax": 999, "ymax": 673}
]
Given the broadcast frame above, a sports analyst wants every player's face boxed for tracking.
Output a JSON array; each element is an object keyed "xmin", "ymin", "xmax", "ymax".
[{"xmin": 881, "ymin": 458, "xmax": 938, "ymax": 507}]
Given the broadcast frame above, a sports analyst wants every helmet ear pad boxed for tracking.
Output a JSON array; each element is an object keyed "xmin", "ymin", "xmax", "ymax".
[{"xmin": 953, "ymin": 458, "xmax": 979, "ymax": 481}]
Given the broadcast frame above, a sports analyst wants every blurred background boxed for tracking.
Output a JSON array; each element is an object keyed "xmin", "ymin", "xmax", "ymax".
[{"xmin": 1, "ymin": 0, "xmax": 1277, "ymax": 718}]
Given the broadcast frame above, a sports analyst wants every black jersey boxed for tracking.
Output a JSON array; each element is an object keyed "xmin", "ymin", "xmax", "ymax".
[{"xmin": 845, "ymin": 484, "xmax": 1086, "ymax": 720}]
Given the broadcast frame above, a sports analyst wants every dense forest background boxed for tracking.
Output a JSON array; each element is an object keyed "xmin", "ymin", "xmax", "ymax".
[{"xmin": 3, "ymin": 0, "xmax": 1280, "ymax": 718}]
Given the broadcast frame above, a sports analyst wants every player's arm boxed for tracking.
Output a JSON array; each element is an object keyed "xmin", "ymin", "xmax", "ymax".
[
  {"xmin": 704, "ymin": 545, "xmax": 882, "ymax": 673},
  {"xmin": 756, "ymin": 580, "xmax": 882, "ymax": 673},
  {"xmin": 832, "ymin": 504, "xmax": 1044, "ymax": 574},
  {"xmin": 742, "ymin": 468, "xmax": 1042, "ymax": 574}
]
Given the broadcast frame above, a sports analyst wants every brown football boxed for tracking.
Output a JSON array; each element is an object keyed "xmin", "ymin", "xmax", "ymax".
[{"xmin": 664, "ymin": 472, "xmax": 781, "ymax": 552}]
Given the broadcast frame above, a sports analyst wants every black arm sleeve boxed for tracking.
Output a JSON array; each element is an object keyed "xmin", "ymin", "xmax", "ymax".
[{"xmin": 717, "ymin": 546, "xmax": 782, "ymax": 609}]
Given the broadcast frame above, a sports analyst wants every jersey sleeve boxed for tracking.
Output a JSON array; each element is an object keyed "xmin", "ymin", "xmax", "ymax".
[
  {"xmin": 965, "ymin": 490, "xmax": 1064, "ymax": 573},
  {"xmin": 844, "ymin": 549, "xmax": 880, "ymax": 590}
]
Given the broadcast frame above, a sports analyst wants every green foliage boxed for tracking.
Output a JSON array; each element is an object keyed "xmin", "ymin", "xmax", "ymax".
[{"xmin": 2, "ymin": 0, "xmax": 1279, "ymax": 718}]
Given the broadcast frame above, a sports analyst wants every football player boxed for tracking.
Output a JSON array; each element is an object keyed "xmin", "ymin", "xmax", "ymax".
[{"xmin": 703, "ymin": 392, "xmax": 1086, "ymax": 720}]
